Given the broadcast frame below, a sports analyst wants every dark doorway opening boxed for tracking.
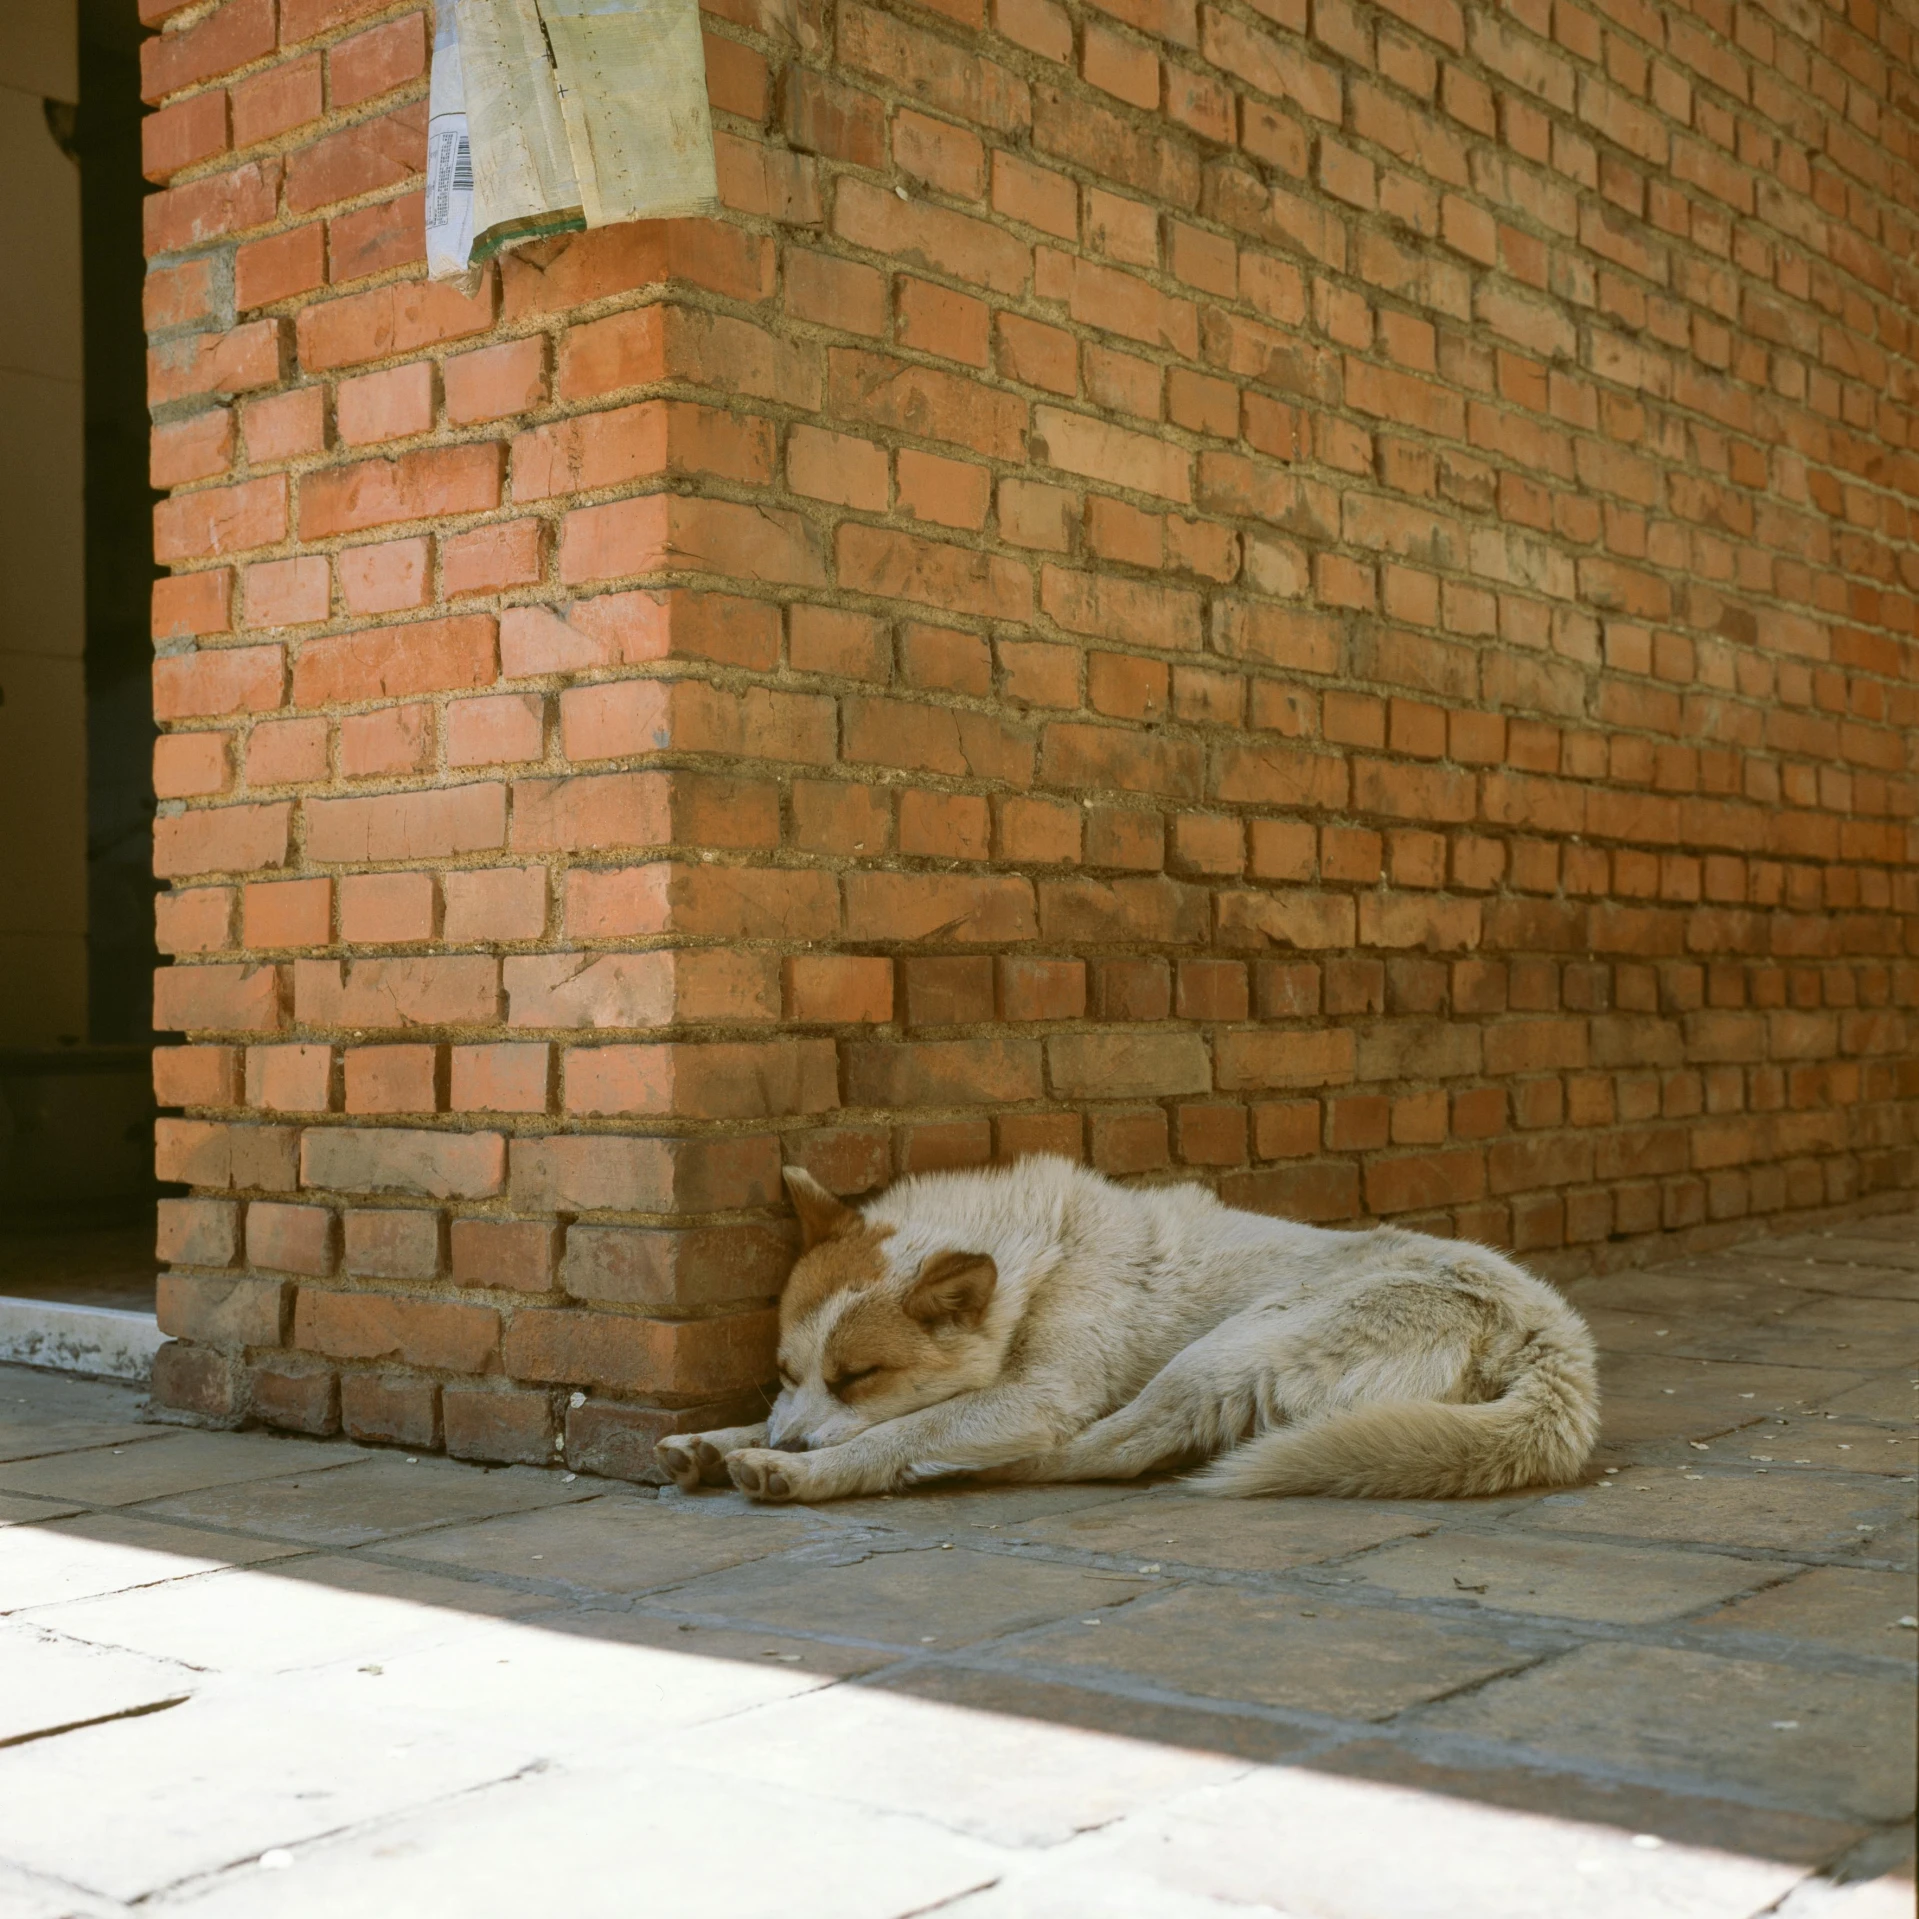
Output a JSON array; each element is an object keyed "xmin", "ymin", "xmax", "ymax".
[
  {"xmin": 83, "ymin": 0, "xmax": 161, "ymax": 1054},
  {"xmin": 0, "ymin": 1, "xmax": 159, "ymax": 1328}
]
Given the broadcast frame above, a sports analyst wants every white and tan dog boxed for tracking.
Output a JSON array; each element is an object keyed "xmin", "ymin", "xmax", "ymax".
[{"xmin": 657, "ymin": 1156, "xmax": 1598, "ymax": 1506}]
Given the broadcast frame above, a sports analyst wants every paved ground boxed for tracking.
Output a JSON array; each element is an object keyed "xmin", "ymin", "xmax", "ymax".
[{"xmin": 0, "ymin": 1218, "xmax": 1913, "ymax": 1918}]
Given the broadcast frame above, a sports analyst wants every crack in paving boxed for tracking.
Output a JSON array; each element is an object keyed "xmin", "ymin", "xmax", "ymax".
[{"xmin": 0, "ymin": 1692, "xmax": 192, "ymax": 1753}]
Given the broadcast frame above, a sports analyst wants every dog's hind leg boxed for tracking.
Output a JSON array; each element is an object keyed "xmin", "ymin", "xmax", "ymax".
[
  {"xmin": 1001, "ymin": 1312, "xmax": 1276, "ymax": 1484},
  {"xmin": 1003, "ymin": 1285, "xmax": 1481, "ymax": 1485}
]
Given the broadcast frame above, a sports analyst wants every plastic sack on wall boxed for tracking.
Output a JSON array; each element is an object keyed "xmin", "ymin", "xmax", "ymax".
[
  {"xmin": 426, "ymin": 0, "xmax": 720, "ymax": 280},
  {"xmin": 423, "ymin": 6, "xmax": 475, "ymax": 278}
]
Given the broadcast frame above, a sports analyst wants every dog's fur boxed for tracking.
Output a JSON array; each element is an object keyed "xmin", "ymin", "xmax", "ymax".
[{"xmin": 656, "ymin": 1157, "xmax": 1599, "ymax": 1506}]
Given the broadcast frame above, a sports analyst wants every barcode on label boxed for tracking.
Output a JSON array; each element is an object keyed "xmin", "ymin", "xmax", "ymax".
[{"xmin": 452, "ymin": 137, "xmax": 472, "ymax": 191}]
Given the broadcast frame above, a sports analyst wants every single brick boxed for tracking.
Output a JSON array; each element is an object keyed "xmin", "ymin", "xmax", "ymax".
[
  {"xmin": 249, "ymin": 1362, "xmax": 341, "ymax": 1436},
  {"xmin": 442, "ymin": 1385, "xmax": 557, "ymax": 1466},
  {"xmin": 341, "ymin": 1372, "xmax": 441, "ymax": 1449}
]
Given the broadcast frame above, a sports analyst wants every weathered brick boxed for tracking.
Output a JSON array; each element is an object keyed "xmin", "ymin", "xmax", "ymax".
[
  {"xmin": 508, "ymin": 1132, "xmax": 781, "ymax": 1215},
  {"xmin": 141, "ymin": 0, "xmax": 275, "ymax": 99},
  {"xmin": 343, "ymin": 1207, "xmax": 442, "ymax": 1278},
  {"xmin": 341, "ymin": 1373, "xmax": 441, "ymax": 1448},
  {"xmin": 153, "ymin": 476, "xmax": 288, "ymax": 562},
  {"xmin": 150, "ymin": 1342, "xmax": 240, "ymax": 1421},
  {"xmin": 565, "ymin": 1040, "xmax": 839, "ymax": 1119},
  {"xmin": 451, "ymin": 1218, "xmax": 559, "ymax": 1291},
  {"xmin": 299, "ymin": 1127, "xmax": 506, "ymax": 1199},
  {"xmin": 157, "ymin": 1272, "xmax": 285, "ymax": 1345},
  {"xmin": 560, "ymin": 1222, "xmax": 791, "ymax": 1309},
  {"xmin": 247, "ymin": 1201, "xmax": 337, "ymax": 1275},
  {"xmin": 296, "ymin": 278, "xmax": 498, "ymax": 372},
  {"xmin": 503, "ymin": 1306, "xmax": 776, "ymax": 1397},
  {"xmin": 442, "ymin": 1386, "xmax": 558, "ymax": 1466},
  {"xmin": 295, "ymin": 1287, "xmax": 499, "ymax": 1371},
  {"xmin": 249, "ymin": 1362, "xmax": 340, "ymax": 1435},
  {"xmin": 156, "ymin": 1196, "xmax": 242, "ymax": 1267}
]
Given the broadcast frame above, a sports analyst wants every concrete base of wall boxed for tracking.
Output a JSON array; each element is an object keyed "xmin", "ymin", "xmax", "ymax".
[{"xmin": 0, "ymin": 1296, "xmax": 160, "ymax": 1379}]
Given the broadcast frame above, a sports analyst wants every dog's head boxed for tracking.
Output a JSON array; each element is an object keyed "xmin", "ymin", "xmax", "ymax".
[{"xmin": 764, "ymin": 1168, "xmax": 1003, "ymax": 1451}]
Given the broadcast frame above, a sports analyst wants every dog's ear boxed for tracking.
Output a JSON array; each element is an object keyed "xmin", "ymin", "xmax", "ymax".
[
  {"xmin": 784, "ymin": 1166, "xmax": 856, "ymax": 1251},
  {"xmin": 903, "ymin": 1251, "xmax": 997, "ymax": 1329}
]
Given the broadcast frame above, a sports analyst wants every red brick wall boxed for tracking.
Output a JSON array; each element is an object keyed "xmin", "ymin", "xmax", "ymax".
[{"xmin": 142, "ymin": 0, "xmax": 1915, "ymax": 1466}]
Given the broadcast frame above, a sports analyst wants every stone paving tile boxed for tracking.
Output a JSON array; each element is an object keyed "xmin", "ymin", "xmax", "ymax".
[
  {"xmin": 646, "ymin": 1542, "xmax": 1154, "ymax": 1648},
  {"xmin": 1519, "ymin": 1466, "xmax": 1917, "ymax": 1556},
  {"xmin": 1340, "ymin": 1530, "xmax": 1778, "ymax": 1625},
  {"xmin": 0, "ymin": 1621, "xmax": 196, "ymax": 1744},
  {"xmin": 1311, "ymin": 1739, "xmax": 1870, "ymax": 1866},
  {"xmin": 935, "ymin": 1859, "xmax": 1270, "ymax": 1919},
  {"xmin": 1593, "ymin": 1355, "xmax": 1870, "ymax": 1446},
  {"xmin": 1685, "ymin": 1257, "xmax": 1919, "ymax": 1306},
  {"xmin": 26, "ymin": 1554, "xmax": 557, "ymax": 1674},
  {"xmin": 660, "ymin": 1678, "xmax": 1248, "ymax": 1847},
  {"xmin": 0, "ymin": 1429, "xmax": 350, "ymax": 1506},
  {"xmin": 1774, "ymin": 1292, "xmax": 1918, "ymax": 1338},
  {"xmin": 1776, "ymin": 1235, "xmax": 1919, "ymax": 1270},
  {"xmin": 1006, "ymin": 1584, "xmax": 1537, "ymax": 1720},
  {"xmin": 947, "ymin": 1761, "xmax": 1810, "ymax": 1919},
  {"xmin": 1591, "ymin": 1315, "xmax": 1905, "ymax": 1373},
  {"xmin": 1800, "ymin": 1865, "xmax": 1919, "ymax": 1919},
  {"xmin": 377, "ymin": 1492, "xmax": 816, "ymax": 1595},
  {"xmin": 0, "ymin": 1491, "xmax": 79, "ymax": 1524},
  {"xmin": 1840, "ymin": 1269, "xmax": 1919, "ymax": 1302},
  {"xmin": 0, "ymin": 1859, "xmax": 126, "ymax": 1919},
  {"xmin": 1789, "ymin": 1247, "xmax": 1919, "ymax": 1278},
  {"xmin": 1003, "ymin": 1489, "xmax": 1439, "ymax": 1573},
  {"xmin": 543, "ymin": 1608, "xmax": 904, "ymax": 1679},
  {"xmin": 275, "ymin": 1611, "xmax": 873, "ymax": 1754},
  {"xmin": 0, "ymin": 1369, "xmax": 153, "ymax": 1463},
  {"xmin": 1580, "ymin": 1306, "xmax": 1880, "ymax": 1371},
  {"xmin": 154, "ymin": 1762, "xmax": 1006, "ymax": 1919},
  {"xmin": 1694, "ymin": 1566, "xmax": 1919, "ymax": 1662},
  {"xmin": 799, "ymin": 1480, "xmax": 1146, "ymax": 1534},
  {"xmin": 1819, "ymin": 1374, "xmax": 1918, "ymax": 1422},
  {"xmin": 874, "ymin": 1662, "xmax": 1319, "ymax": 1765},
  {"xmin": 1679, "ymin": 1293, "xmax": 1918, "ymax": 1370},
  {"xmin": 0, "ymin": 1512, "xmax": 307, "ymax": 1612},
  {"xmin": 1418, "ymin": 1640, "xmax": 1917, "ymax": 1825},
  {"xmin": 1580, "ymin": 1307, "xmax": 1745, "ymax": 1356},
  {"xmin": 0, "ymin": 1692, "xmax": 535, "ymax": 1904},
  {"xmin": 1565, "ymin": 1268, "xmax": 1820, "ymax": 1318},
  {"xmin": 1731, "ymin": 1415, "xmax": 1919, "ymax": 1475},
  {"xmin": 1831, "ymin": 1252, "xmax": 1917, "ymax": 1289},
  {"xmin": 131, "ymin": 1452, "xmax": 592, "ymax": 1545},
  {"xmin": 1867, "ymin": 1516, "xmax": 1918, "ymax": 1569}
]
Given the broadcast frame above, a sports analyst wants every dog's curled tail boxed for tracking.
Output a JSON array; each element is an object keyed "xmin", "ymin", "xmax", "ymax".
[{"xmin": 1190, "ymin": 1319, "xmax": 1600, "ymax": 1501}]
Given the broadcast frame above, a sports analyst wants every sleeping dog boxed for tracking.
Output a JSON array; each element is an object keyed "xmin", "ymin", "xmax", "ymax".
[{"xmin": 656, "ymin": 1155, "xmax": 1598, "ymax": 1506}]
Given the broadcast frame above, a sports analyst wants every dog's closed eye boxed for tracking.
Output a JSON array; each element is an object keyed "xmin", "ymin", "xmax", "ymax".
[{"xmin": 827, "ymin": 1365, "xmax": 884, "ymax": 1397}]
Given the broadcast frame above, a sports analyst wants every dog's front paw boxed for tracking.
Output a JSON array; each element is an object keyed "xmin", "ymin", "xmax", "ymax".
[
  {"xmin": 726, "ymin": 1448, "xmax": 802, "ymax": 1503},
  {"xmin": 656, "ymin": 1433, "xmax": 735, "ymax": 1492},
  {"xmin": 652, "ymin": 1435, "xmax": 740, "ymax": 1489}
]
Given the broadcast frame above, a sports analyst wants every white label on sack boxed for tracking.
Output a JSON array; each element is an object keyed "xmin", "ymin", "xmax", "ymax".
[{"xmin": 425, "ymin": 4, "xmax": 475, "ymax": 281}]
